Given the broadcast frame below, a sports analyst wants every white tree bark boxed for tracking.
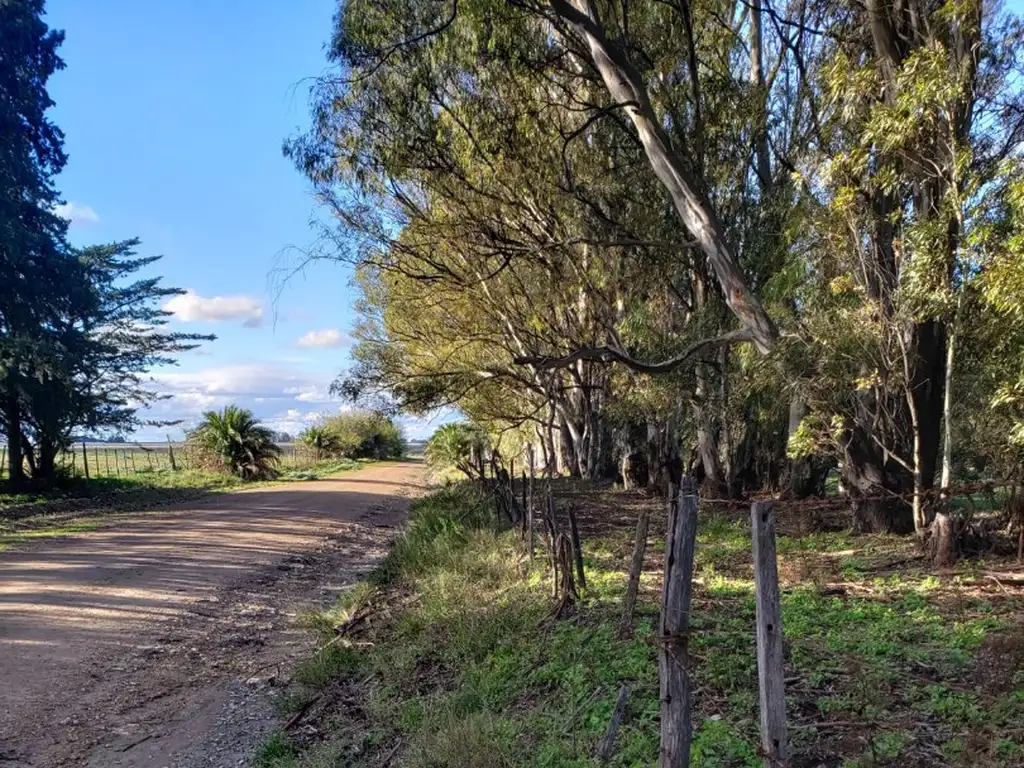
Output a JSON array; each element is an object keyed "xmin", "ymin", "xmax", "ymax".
[
  {"xmin": 940, "ymin": 293, "xmax": 962, "ymax": 491},
  {"xmin": 549, "ymin": 0, "xmax": 779, "ymax": 354}
]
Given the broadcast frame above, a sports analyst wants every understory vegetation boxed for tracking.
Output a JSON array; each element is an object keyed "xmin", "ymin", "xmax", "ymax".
[
  {"xmin": 299, "ymin": 411, "xmax": 406, "ymax": 462},
  {"xmin": 255, "ymin": 484, "xmax": 1023, "ymax": 767}
]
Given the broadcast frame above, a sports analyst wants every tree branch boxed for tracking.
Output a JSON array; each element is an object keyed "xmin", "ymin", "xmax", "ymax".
[{"xmin": 514, "ymin": 327, "xmax": 755, "ymax": 373}]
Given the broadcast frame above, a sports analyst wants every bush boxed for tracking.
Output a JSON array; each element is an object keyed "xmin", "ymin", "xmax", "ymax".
[
  {"xmin": 424, "ymin": 423, "xmax": 486, "ymax": 478},
  {"xmin": 186, "ymin": 406, "xmax": 281, "ymax": 480},
  {"xmin": 319, "ymin": 411, "xmax": 405, "ymax": 460}
]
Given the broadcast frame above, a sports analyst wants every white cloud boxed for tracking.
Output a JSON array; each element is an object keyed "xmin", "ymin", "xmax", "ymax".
[
  {"xmin": 54, "ymin": 202, "xmax": 100, "ymax": 227},
  {"xmin": 155, "ymin": 364, "xmax": 310, "ymax": 399},
  {"xmin": 284, "ymin": 384, "xmax": 340, "ymax": 403},
  {"xmin": 399, "ymin": 409, "xmax": 461, "ymax": 440},
  {"xmin": 141, "ymin": 364, "xmax": 343, "ymax": 434},
  {"xmin": 263, "ymin": 408, "xmax": 329, "ymax": 437},
  {"xmin": 163, "ymin": 290, "xmax": 264, "ymax": 327},
  {"xmin": 296, "ymin": 328, "xmax": 348, "ymax": 349}
]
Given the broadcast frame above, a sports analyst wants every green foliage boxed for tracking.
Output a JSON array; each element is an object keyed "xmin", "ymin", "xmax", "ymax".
[
  {"xmin": 0, "ymin": 7, "xmax": 207, "ymax": 487},
  {"xmin": 317, "ymin": 411, "xmax": 404, "ymax": 460},
  {"xmin": 252, "ymin": 732, "xmax": 299, "ymax": 768},
  {"xmin": 187, "ymin": 406, "xmax": 282, "ymax": 480},
  {"xmin": 297, "ymin": 425, "xmax": 340, "ymax": 458},
  {"xmin": 424, "ymin": 422, "xmax": 485, "ymax": 478},
  {"xmin": 265, "ymin": 487, "xmax": 1022, "ymax": 767},
  {"xmin": 690, "ymin": 719, "xmax": 759, "ymax": 767},
  {"xmin": 292, "ymin": 644, "xmax": 361, "ymax": 689}
]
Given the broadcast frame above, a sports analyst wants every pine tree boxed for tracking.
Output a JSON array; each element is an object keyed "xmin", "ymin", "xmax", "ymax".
[{"xmin": 0, "ymin": 0, "xmax": 76, "ymax": 488}]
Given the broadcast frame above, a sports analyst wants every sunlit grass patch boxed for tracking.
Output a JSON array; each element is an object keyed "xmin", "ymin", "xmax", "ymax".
[{"xmin": 258, "ymin": 484, "xmax": 1024, "ymax": 767}]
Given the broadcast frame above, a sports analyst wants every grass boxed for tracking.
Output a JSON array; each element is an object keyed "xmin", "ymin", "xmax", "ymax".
[
  {"xmin": 256, "ymin": 483, "xmax": 1023, "ymax": 767},
  {"xmin": 0, "ymin": 458, "xmax": 372, "ymax": 552}
]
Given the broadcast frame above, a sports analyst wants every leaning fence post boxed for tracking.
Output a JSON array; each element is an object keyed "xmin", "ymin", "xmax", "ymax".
[
  {"xmin": 527, "ymin": 446, "xmax": 535, "ymax": 558},
  {"xmin": 619, "ymin": 507, "xmax": 651, "ymax": 638},
  {"xmin": 751, "ymin": 501, "xmax": 788, "ymax": 766},
  {"xmin": 567, "ymin": 504, "xmax": 586, "ymax": 590},
  {"xmin": 659, "ymin": 477, "xmax": 698, "ymax": 768}
]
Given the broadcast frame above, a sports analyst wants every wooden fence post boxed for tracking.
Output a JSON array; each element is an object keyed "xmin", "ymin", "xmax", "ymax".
[
  {"xmin": 619, "ymin": 507, "xmax": 651, "ymax": 638},
  {"xmin": 81, "ymin": 442, "xmax": 90, "ymax": 479},
  {"xmin": 527, "ymin": 445, "xmax": 535, "ymax": 558},
  {"xmin": 545, "ymin": 485, "xmax": 559, "ymax": 597},
  {"xmin": 567, "ymin": 504, "xmax": 586, "ymax": 590},
  {"xmin": 167, "ymin": 435, "xmax": 177, "ymax": 471},
  {"xmin": 659, "ymin": 478, "xmax": 698, "ymax": 768},
  {"xmin": 751, "ymin": 501, "xmax": 788, "ymax": 766}
]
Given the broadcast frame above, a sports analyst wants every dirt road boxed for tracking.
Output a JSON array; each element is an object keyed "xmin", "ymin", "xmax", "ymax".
[{"xmin": 0, "ymin": 461, "xmax": 427, "ymax": 767}]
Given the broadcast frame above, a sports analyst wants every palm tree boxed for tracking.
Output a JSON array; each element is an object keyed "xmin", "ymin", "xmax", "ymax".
[
  {"xmin": 425, "ymin": 423, "xmax": 485, "ymax": 479},
  {"xmin": 189, "ymin": 406, "xmax": 282, "ymax": 480},
  {"xmin": 299, "ymin": 425, "xmax": 339, "ymax": 460}
]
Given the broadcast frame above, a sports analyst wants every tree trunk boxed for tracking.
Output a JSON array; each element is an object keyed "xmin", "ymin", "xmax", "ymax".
[
  {"xmin": 546, "ymin": 404, "xmax": 558, "ymax": 478},
  {"xmin": 928, "ymin": 510, "xmax": 956, "ymax": 567},
  {"xmin": 37, "ymin": 438, "xmax": 58, "ymax": 486},
  {"xmin": 749, "ymin": 0, "xmax": 772, "ymax": 190},
  {"xmin": 843, "ymin": 425, "xmax": 915, "ymax": 534},
  {"xmin": 648, "ymin": 418, "xmax": 681, "ymax": 496},
  {"xmin": 619, "ymin": 508, "xmax": 650, "ymax": 638},
  {"xmin": 4, "ymin": 394, "xmax": 25, "ymax": 489},
  {"xmin": 21, "ymin": 434, "xmax": 37, "ymax": 478},
  {"xmin": 940, "ymin": 294, "xmax": 960, "ymax": 491},
  {"xmin": 558, "ymin": 417, "xmax": 577, "ymax": 477},
  {"xmin": 550, "ymin": 0, "xmax": 778, "ymax": 355},
  {"xmin": 843, "ymin": 319, "xmax": 947, "ymax": 536}
]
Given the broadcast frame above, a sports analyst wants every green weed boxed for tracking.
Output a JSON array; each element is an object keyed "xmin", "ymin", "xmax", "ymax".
[{"xmin": 264, "ymin": 484, "xmax": 1021, "ymax": 768}]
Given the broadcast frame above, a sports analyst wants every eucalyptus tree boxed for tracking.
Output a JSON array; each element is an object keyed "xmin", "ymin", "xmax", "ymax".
[
  {"xmin": 782, "ymin": 0, "xmax": 1024, "ymax": 534},
  {"xmin": 289, "ymin": 0, "xmax": 691, "ymax": 479},
  {"xmin": 290, "ymin": 0, "xmax": 807, "ymax": 487},
  {"xmin": 295, "ymin": 0, "xmax": 1024, "ymax": 545}
]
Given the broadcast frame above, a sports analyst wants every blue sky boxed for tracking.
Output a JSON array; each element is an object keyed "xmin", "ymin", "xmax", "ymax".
[{"xmin": 44, "ymin": 1, "xmax": 447, "ymax": 440}]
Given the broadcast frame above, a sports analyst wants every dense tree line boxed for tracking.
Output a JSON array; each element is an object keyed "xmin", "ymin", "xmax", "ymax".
[
  {"xmin": 289, "ymin": 0, "xmax": 1024, "ymax": 557},
  {"xmin": 0, "ymin": 1, "xmax": 206, "ymax": 488}
]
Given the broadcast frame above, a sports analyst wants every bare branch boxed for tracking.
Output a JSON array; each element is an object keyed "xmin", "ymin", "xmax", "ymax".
[{"xmin": 514, "ymin": 327, "xmax": 755, "ymax": 373}]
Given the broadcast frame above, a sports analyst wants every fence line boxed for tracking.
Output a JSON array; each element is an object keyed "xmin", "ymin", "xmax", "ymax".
[
  {"xmin": 0, "ymin": 443, "xmax": 323, "ymax": 481},
  {"xmin": 695, "ymin": 480, "xmax": 1013, "ymax": 513}
]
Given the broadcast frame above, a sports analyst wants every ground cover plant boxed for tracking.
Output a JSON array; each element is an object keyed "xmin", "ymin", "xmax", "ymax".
[{"xmin": 254, "ymin": 481, "xmax": 1024, "ymax": 767}]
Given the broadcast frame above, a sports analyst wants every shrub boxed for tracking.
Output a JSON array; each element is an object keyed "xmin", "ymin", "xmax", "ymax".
[
  {"xmin": 424, "ymin": 423, "xmax": 486, "ymax": 478},
  {"xmin": 298, "ymin": 425, "xmax": 341, "ymax": 459},
  {"xmin": 319, "ymin": 411, "xmax": 405, "ymax": 459},
  {"xmin": 186, "ymin": 406, "xmax": 282, "ymax": 480}
]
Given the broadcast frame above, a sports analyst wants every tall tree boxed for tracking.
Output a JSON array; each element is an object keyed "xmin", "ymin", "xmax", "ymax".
[
  {"xmin": 16, "ymin": 240, "xmax": 212, "ymax": 483},
  {"xmin": 0, "ymin": 0, "xmax": 74, "ymax": 488}
]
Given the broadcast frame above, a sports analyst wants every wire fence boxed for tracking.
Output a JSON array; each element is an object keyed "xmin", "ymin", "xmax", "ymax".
[
  {"xmin": 0, "ymin": 443, "xmax": 323, "ymax": 481},
  {"xmin": 691, "ymin": 481, "xmax": 1018, "ymax": 517}
]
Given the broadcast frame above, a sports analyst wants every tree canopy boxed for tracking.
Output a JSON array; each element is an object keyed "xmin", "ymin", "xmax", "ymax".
[{"xmin": 289, "ymin": 0, "xmax": 1024, "ymax": 553}]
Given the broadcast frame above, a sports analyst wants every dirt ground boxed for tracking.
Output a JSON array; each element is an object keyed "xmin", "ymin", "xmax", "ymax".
[{"xmin": 0, "ymin": 461, "xmax": 427, "ymax": 767}]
